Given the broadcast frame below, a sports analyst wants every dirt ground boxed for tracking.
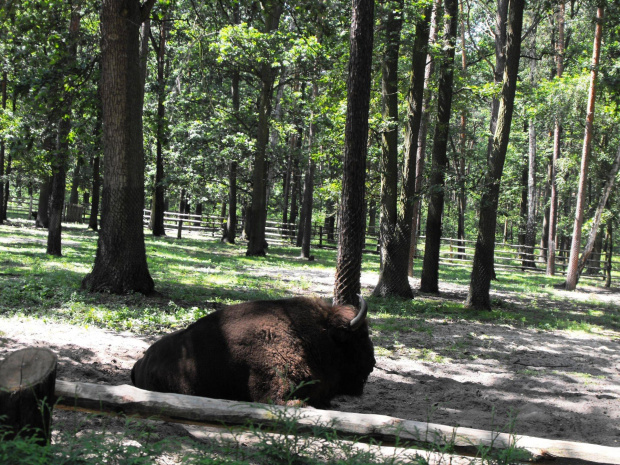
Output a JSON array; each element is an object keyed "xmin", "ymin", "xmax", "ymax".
[{"xmin": 1, "ymin": 270, "xmax": 619, "ymax": 453}]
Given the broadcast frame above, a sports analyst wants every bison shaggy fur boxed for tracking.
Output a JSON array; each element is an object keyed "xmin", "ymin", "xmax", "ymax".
[{"xmin": 131, "ymin": 297, "xmax": 375, "ymax": 408}]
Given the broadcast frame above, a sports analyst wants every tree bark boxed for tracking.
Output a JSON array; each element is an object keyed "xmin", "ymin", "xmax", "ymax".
[
  {"xmin": 419, "ymin": 0, "xmax": 458, "ymax": 294},
  {"xmin": 152, "ymin": 9, "xmax": 168, "ymax": 237},
  {"xmin": 565, "ymin": 5, "xmax": 604, "ymax": 291},
  {"xmin": 408, "ymin": 0, "xmax": 440, "ymax": 275},
  {"xmin": 82, "ymin": 0, "xmax": 156, "ymax": 295},
  {"xmin": 0, "ymin": 348, "xmax": 57, "ymax": 445},
  {"xmin": 47, "ymin": 3, "xmax": 81, "ymax": 256},
  {"xmin": 523, "ymin": 32, "xmax": 538, "ymax": 269},
  {"xmin": 373, "ymin": 0, "xmax": 409, "ymax": 297},
  {"xmin": 0, "ymin": 72, "xmax": 6, "ymax": 223},
  {"xmin": 246, "ymin": 0, "xmax": 283, "ymax": 257},
  {"xmin": 466, "ymin": 0, "xmax": 525, "ymax": 309},
  {"xmin": 571, "ymin": 142, "xmax": 620, "ymax": 284},
  {"xmin": 604, "ymin": 220, "xmax": 612, "ymax": 287},
  {"xmin": 300, "ymin": 83, "xmax": 319, "ymax": 260},
  {"xmin": 222, "ymin": 161, "xmax": 238, "ymax": 243},
  {"xmin": 334, "ymin": 0, "xmax": 375, "ymax": 306},
  {"xmin": 547, "ymin": 1, "xmax": 565, "ymax": 275}
]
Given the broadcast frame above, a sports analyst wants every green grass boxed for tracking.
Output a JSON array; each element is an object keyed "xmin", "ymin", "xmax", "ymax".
[{"xmin": 1, "ymin": 220, "xmax": 619, "ymax": 339}]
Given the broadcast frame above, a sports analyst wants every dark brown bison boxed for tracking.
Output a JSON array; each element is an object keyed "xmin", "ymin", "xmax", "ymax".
[{"xmin": 131, "ymin": 296, "xmax": 375, "ymax": 408}]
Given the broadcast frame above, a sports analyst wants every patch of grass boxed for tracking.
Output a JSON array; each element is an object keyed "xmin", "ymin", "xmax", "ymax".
[{"xmin": 1, "ymin": 221, "xmax": 620, "ymax": 338}]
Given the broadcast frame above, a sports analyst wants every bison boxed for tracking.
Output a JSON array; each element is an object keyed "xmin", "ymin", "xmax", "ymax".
[{"xmin": 131, "ymin": 296, "xmax": 375, "ymax": 408}]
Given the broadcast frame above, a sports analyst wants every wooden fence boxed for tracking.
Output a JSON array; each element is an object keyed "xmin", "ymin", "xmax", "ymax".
[{"xmin": 5, "ymin": 199, "xmax": 614, "ymax": 279}]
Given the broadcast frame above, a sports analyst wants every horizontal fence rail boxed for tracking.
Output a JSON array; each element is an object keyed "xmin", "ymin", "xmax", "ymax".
[{"xmin": 4, "ymin": 199, "xmax": 615, "ymax": 280}]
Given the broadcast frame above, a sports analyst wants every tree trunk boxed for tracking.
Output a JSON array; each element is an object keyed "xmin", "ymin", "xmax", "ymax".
[
  {"xmin": 456, "ymin": 0, "xmax": 467, "ymax": 261},
  {"xmin": 565, "ymin": 5, "xmax": 604, "ymax": 291},
  {"xmin": 419, "ymin": 0, "xmax": 458, "ymax": 294},
  {"xmin": 604, "ymin": 220, "xmax": 612, "ymax": 288},
  {"xmin": 0, "ymin": 348, "xmax": 57, "ymax": 445},
  {"xmin": 82, "ymin": 0, "xmax": 155, "ymax": 295},
  {"xmin": 47, "ymin": 4, "xmax": 81, "ymax": 256},
  {"xmin": 152, "ymin": 10, "xmax": 168, "ymax": 237},
  {"xmin": 36, "ymin": 176, "xmax": 53, "ymax": 228},
  {"xmin": 222, "ymin": 161, "xmax": 237, "ymax": 244},
  {"xmin": 466, "ymin": 0, "xmax": 525, "ymax": 309},
  {"xmin": 571, "ymin": 142, "xmax": 620, "ymax": 283},
  {"xmin": 300, "ymin": 83, "xmax": 319, "ymax": 260},
  {"xmin": 246, "ymin": 0, "xmax": 283, "ymax": 257},
  {"xmin": 68, "ymin": 157, "xmax": 82, "ymax": 205},
  {"xmin": 88, "ymin": 154, "xmax": 100, "ymax": 231},
  {"xmin": 334, "ymin": 0, "xmax": 375, "ymax": 306},
  {"xmin": 408, "ymin": 0, "xmax": 440, "ymax": 275},
  {"xmin": 0, "ymin": 72, "xmax": 6, "ymax": 223},
  {"xmin": 547, "ymin": 1, "xmax": 565, "ymax": 275},
  {"xmin": 373, "ymin": 0, "xmax": 409, "ymax": 297},
  {"xmin": 177, "ymin": 189, "xmax": 186, "ymax": 239}
]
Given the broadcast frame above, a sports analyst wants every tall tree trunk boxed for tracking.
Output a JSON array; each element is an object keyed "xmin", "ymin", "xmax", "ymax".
[
  {"xmin": 565, "ymin": 5, "xmax": 604, "ymax": 291},
  {"xmin": 152, "ymin": 9, "xmax": 168, "ymax": 237},
  {"xmin": 68, "ymin": 159, "xmax": 81, "ymax": 205},
  {"xmin": 604, "ymin": 220, "xmax": 612, "ymax": 288},
  {"xmin": 408, "ymin": 0, "xmax": 440, "ymax": 275},
  {"xmin": 36, "ymin": 176, "xmax": 53, "ymax": 228},
  {"xmin": 300, "ymin": 83, "xmax": 319, "ymax": 260},
  {"xmin": 419, "ymin": 0, "xmax": 458, "ymax": 294},
  {"xmin": 47, "ymin": 3, "xmax": 80, "ymax": 256},
  {"xmin": 222, "ymin": 161, "xmax": 238, "ymax": 243},
  {"xmin": 246, "ymin": 0, "xmax": 283, "ymax": 257},
  {"xmin": 0, "ymin": 72, "xmax": 6, "ymax": 223},
  {"xmin": 82, "ymin": 0, "xmax": 156, "ymax": 295},
  {"xmin": 288, "ymin": 157, "xmax": 300, "ymax": 239},
  {"xmin": 334, "ymin": 0, "xmax": 375, "ymax": 306},
  {"xmin": 373, "ymin": 0, "xmax": 407, "ymax": 296},
  {"xmin": 523, "ymin": 31, "xmax": 538, "ymax": 269},
  {"xmin": 466, "ymin": 0, "xmax": 525, "ymax": 309},
  {"xmin": 456, "ymin": 0, "xmax": 467, "ymax": 261},
  {"xmin": 389, "ymin": 1, "xmax": 432, "ymax": 293},
  {"xmin": 571, "ymin": 142, "xmax": 620, "ymax": 283},
  {"xmin": 547, "ymin": 1, "xmax": 565, "ymax": 275},
  {"xmin": 88, "ymin": 154, "xmax": 100, "ymax": 231},
  {"xmin": 88, "ymin": 79, "xmax": 103, "ymax": 231}
]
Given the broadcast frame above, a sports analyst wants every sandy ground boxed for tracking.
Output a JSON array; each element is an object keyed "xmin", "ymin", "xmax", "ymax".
[{"xmin": 1, "ymin": 270, "xmax": 619, "ymax": 454}]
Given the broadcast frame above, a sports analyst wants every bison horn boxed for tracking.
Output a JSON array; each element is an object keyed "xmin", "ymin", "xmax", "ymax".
[{"xmin": 349, "ymin": 294, "xmax": 368, "ymax": 330}]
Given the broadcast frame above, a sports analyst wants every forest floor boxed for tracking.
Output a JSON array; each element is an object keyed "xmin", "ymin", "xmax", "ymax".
[{"xmin": 2, "ymin": 267, "xmax": 619, "ymax": 453}]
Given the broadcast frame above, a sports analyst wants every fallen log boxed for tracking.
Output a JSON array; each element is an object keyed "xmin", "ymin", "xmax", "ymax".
[
  {"xmin": 55, "ymin": 380, "xmax": 620, "ymax": 465},
  {"xmin": 0, "ymin": 348, "xmax": 57, "ymax": 444}
]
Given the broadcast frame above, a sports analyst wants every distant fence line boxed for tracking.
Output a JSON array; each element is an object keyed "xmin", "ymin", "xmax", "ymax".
[{"xmin": 6, "ymin": 199, "xmax": 615, "ymax": 279}]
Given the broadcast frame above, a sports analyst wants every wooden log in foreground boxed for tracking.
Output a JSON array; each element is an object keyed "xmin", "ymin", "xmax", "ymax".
[
  {"xmin": 0, "ymin": 348, "xmax": 57, "ymax": 444},
  {"xmin": 55, "ymin": 380, "xmax": 620, "ymax": 465}
]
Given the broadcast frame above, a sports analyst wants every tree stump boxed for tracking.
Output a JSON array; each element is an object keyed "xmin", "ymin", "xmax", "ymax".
[{"xmin": 0, "ymin": 347, "xmax": 57, "ymax": 444}]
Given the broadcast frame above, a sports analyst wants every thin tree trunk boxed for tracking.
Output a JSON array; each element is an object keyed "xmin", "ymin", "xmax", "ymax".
[
  {"xmin": 522, "ymin": 29, "xmax": 538, "ymax": 269},
  {"xmin": 300, "ymin": 83, "xmax": 319, "ymax": 260},
  {"xmin": 571, "ymin": 142, "xmax": 620, "ymax": 283},
  {"xmin": 222, "ymin": 161, "xmax": 237, "ymax": 243},
  {"xmin": 547, "ymin": 1, "xmax": 565, "ymax": 275},
  {"xmin": 565, "ymin": 5, "xmax": 604, "ymax": 291},
  {"xmin": 604, "ymin": 220, "xmax": 612, "ymax": 288},
  {"xmin": 68, "ymin": 157, "xmax": 82, "ymax": 205},
  {"xmin": 36, "ymin": 176, "xmax": 53, "ymax": 228},
  {"xmin": 47, "ymin": 3, "xmax": 80, "ymax": 256},
  {"xmin": 334, "ymin": 0, "xmax": 375, "ymax": 306},
  {"xmin": 373, "ymin": 0, "xmax": 408, "ymax": 296},
  {"xmin": 0, "ymin": 72, "xmax": 7, "ymax": 223},
  {"xmin": 408, "ymin": 0, "xmax": 440, "ymax": 275},
  {"xmin": 419, "ymin": 0, "xmax": 458, "ymax": 294},
  {"xmin": 82, "ymin": 0, "xmax": 156, "ymax": 295},
  {"xmin": 152, "ymin": 10, "xmax": 168, "ymax": 237},
  {"xmin": 466, "ymin": 0, "xmax": 525, "ymax": 309},
  {"xmin": 457, "ymin": 0, "xmax": 467, "ymax": 260},
  {"xmin": 246, "ymin": 0, "xmax": 283, "ymax": 256},
  {"xmin": 88, "ymin": 154, "xmax": 100, "ymax": 231}
]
